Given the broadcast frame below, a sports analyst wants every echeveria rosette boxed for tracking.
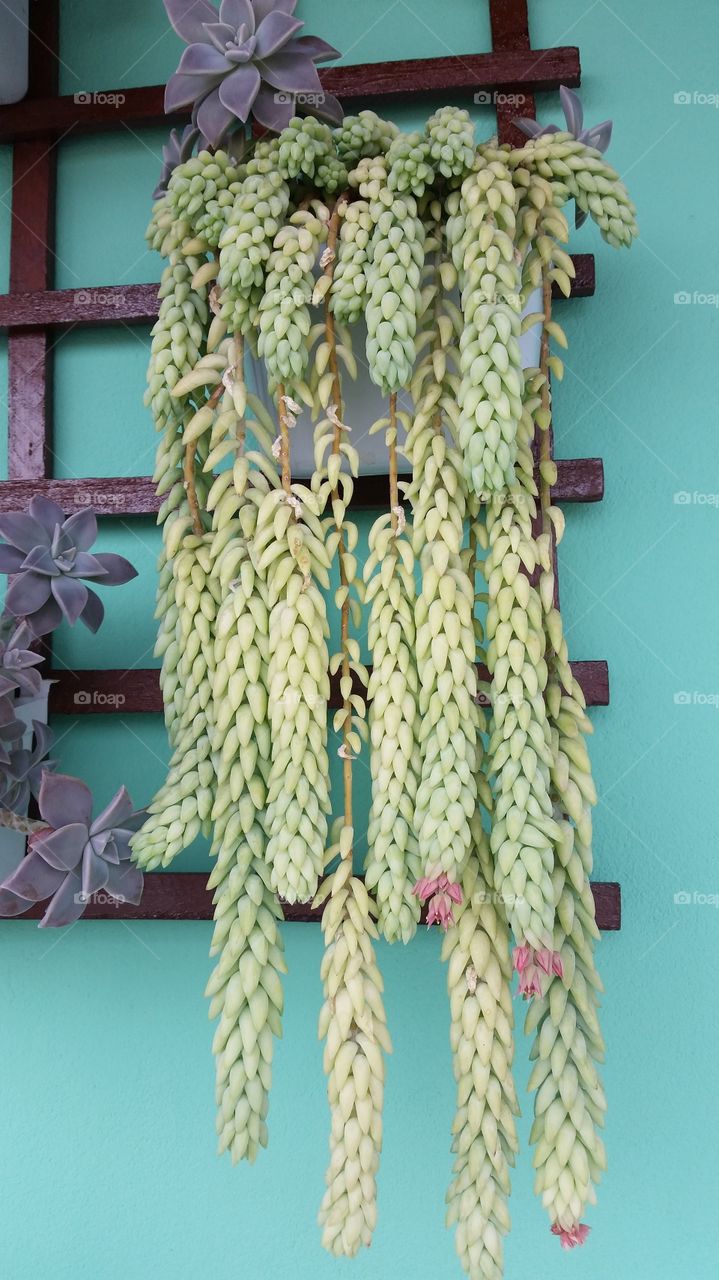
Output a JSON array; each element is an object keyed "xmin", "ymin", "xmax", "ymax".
[
  {"xmin": 0, "ymin": 621, "xmax": 44, "ymax": 701},
  {"xmin": 163, "ymin": 0, "xmax": 342, "ymax": 144},
  {"xmin": 154, "ymin": 122, "xmax": 200, "ymax": 198},
  {"xmin": 0, "ymin": 721, "xmax": 54, "ymax": 815},
  {"xmin": 515, "ymin": 85, "xmax": 612, "ymax": 226},
  {"xmin": 0, "ymin": 773, "xmax": 144, "ymax": 927},
  {"xmin": 0, "ymin": 498, "xmax": 137, "ymax": 636}
]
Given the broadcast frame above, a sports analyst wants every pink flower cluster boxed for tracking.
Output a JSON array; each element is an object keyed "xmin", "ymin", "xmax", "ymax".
[
  {"xmin": 413, "ymin": 872, "xmax": 462, "ymax": 930},
  {"xmin": 512, "ymin": 943, "xmax": 563, "ymax": 998},
  {"xmin": 551, "ymin": 1223, "xmax": 590, "ymax": 1249}
]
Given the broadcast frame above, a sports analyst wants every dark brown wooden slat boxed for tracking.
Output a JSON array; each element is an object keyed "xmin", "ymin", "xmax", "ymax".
[
  {"xmin": 47, "ymin": 657, "xmax": 608, "ymax": 716},
  {"xmin": 0, "ymin": 455, "xmax": 602, "ymax": 516},
  {"xmin": 8, "ymin": 872, "xmax": 619, "ymax": 929},
  {"xmin": 0, "ymin": 255, "xmax": 595, "ymax": 331},
  {"xmin": 489, "ymin": 0, "xmax": 537, "ymax": 146},
  {"xmin": 0, "ymin": 48, "xmax": 580, "ymax": 145}
]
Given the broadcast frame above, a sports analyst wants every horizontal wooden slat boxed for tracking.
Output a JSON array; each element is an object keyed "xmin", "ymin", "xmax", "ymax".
[
  {"xmin": 0, "ymin": 456, "xmax": 603, "ymax": 516},
  {"xmin": 0, "ymin": 256, "xmax": 595, "ymax": 330},
  {"xmin": 47, "ymin": 658, "xmax": 608, "ymax": 715},
  {"xmin": 0, "ymin": 48, "xmax": 580, "ymax": 145},
  {"xmin": 8, "ymin": 872, "xmax": 620, "ymax": 929}
]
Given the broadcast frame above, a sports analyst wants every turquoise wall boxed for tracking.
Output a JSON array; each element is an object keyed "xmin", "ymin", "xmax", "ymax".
[{"xmin": 1, "ymin": 1, "xmax": 717, "ymax": 1276}]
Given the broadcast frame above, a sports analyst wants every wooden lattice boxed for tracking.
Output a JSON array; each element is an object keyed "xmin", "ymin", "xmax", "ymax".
[{"xmin": 0, "ymin": 0, "xmax": 620, "ymax": 929}]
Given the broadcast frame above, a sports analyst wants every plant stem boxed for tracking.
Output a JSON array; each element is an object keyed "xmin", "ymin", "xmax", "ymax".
[
  {"xmin": 276, "ymin": 381, "xmax": 292, "ymax": 496},
  {"xmin": 538, "ymin": 271, "xmax": 554, "ymax": 533},
  {"xmin": 389, "ymin": 392, "xmax": 399, "ymax": 533},
  {"xmin": 324, "ymin": 196, "xmax": 353, "ymax": 829},
  {"xmin": 0, "ymin": 809, "xmax": 45, "ymax": 834},
  {"xmin": 184, "ymin": 441, "xmax": 203, "ymax": 535}
]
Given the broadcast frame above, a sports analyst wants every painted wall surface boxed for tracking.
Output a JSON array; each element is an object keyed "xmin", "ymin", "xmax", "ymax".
[{"xmin": 0, "ymin": 2, "xmax": 717, "ymax": 1276}]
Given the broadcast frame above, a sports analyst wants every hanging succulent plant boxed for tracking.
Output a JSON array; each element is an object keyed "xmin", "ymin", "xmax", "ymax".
[
  {"xmin": 142, "ymin": 83, "xmax": 637, "ymax": 1275},
  {"xmin": 163, "ymin": 0, "xmax": 342, "ymax": 143},
  {"xmin": 0, "ymin": 774, "xmax": 144, "ymax": 927},
  {"xmin": 0, "ymin": 500, "xmax": 137, "ymax": 636}
]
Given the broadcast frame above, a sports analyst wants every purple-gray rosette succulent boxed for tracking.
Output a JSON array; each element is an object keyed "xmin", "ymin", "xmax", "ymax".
[
  {"xmin": 515, "ymin": 85, "xmax": 613, "ymax": 227},
  {"xmin": 154, "ymin": 122, "xmax": 201, "ymax": 198},
  {"xmin": 0, "ymin": 498, "xmax": 137, "ymax": 636},
  {"xmin": 0, "ymin": 773, "xmax": 144, "ymax": 927},
  {"xmin": 0, "ymin": 620, "xmax": 44, "ymax": 700},
  {"xmin": 164, "ymin": 0, "xmax": 342, "ymax": 145},
  {"xmin": 0, "ymin": 721, "xmax": 54, "ymax": 814}
]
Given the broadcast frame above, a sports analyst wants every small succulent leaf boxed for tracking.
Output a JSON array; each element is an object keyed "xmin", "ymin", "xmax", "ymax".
[
  {"xmin": 98, "ymin": 837, "xmax": 120, "ymax": 865},
  {"xmin": 287, "ymin": 34, "xmax": 341, "ymax": 63},
  {"xmin": 250, "ymin": 82, "xmax": 293, "ymax": 130},
  {"xmin": 2, "ymin": 849, "xmax": 65, "ymax": 902},
  {"xmin": 67, "ymin": 552, "xmax": 107, "ymax": 579},
  {"xmin": 39, "ymin": 770, "xmax": 93, "ymax": 828},
  {"xmin": 218, "ymin": 64, "xmax": 262, "ymax": 121},
  {"xmin": 29, "ymin": 496, "xmax": 66, "ymax": 534},
  {"xmin": 88, "ymin": 553, "xmax": 138, "ymax": 585},
  {"xmin": 62, "ymin": 508, "xmax": 98, "ymax": 552},
  {"xmin": 219, "ymin": 0, "xmax": 256, "ymax": 30},
  {"xmin": 106, "ymin": 862, "xmax": 144, "ymax": 906},
  {"xmin": 6, "ymin": 572, "xmax": 52, "ymax": 617},
  {"xmin": 252, "ymin": 0, "xmax": 297, "ymax": 21},
  {"xmin": 583, "ymin": 119, "xmax": 612, "ymax": 152},
  {"xmin": 51, "ymin": 576, "xmax": 89, "ymax": 626},
  {"xmin": 0, "ymin": 512, "xmax": 49, "ymax": 553},
  {"xmin": 81, "ymin": 846, "xmax": 110, "ymax": 899},
  {"xmin": 90, "ymin": 785, "xmax": 135, "ymax": 835},
  {"xmin": 195, "ymin": 90, "xmax": 237, "ymax": 147},
  {"xmin": 164, "ymin": 0, "xmax": 218, "ymax": 45},
  {"xmin": 0, "ymin": 674, "xmax": 16, "ymax": 697},
  {"xmin": 560, "ymin": 85, "xmax": 584, "ymax": 136},
  {"xmin": 32, "ymin": 824, "xmax": 87, "ymax": 871},
  {"xmin": 0, "ymin": 546, "xmax": 26, "ymax": 573},
  {"xmin": 257, "ymin": 50, "xmax": 322, "ymax": 92},
  {"xmin": 79, "ymin": 590, "xmax": 104, "ymax": 634},
  {"xmin": 204, "ymin": 21, "xmax": 237, "ymax": 51},
  {"xmin": 309, "ymin": 90, "xmax": 342, "ymax": 125},
  {"xmin": 177, "ymin": 42, "xmax": 232, "ymax": 77},
  {"xmin": 0, "ymin": 886, "xmax": 35, "ymax": 917},
  {"xmin": 39, "ymin": 870, "xmax": 86, "ymax": 928},
  {"xmin": 254, "ymin": 11, "xmax": 303, "ymax": 59},
  {"xmin": 20, "ymin": 544, "xmax": 60, "ymax": 576},
  {"xmin": 164, "ymin": 71, "xmax": 202, "ymax": 113},
  {"xmin": 23, "ymin": 596, "xmax": 63, "ymax": 636}
]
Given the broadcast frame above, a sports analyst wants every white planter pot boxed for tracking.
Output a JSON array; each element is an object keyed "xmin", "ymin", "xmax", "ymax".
[
  {"xmin": 0, "ymin": 0, "xmax": 29, "ymax": 105},
  {"xmin": 249, "ymin": 286, "xmax": 543, "ymax": 477}
]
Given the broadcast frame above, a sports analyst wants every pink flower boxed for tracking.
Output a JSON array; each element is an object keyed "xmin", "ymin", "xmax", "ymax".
[
  {"xmin": 551, "ymin": 1223, "xmax": 590, "ymax": 1249},
  {"xmin": 536, "ymin": 948, "xmax": 564, "ymax": 978},
  {"xmin": 512, "ymin": 944, "xmax": 563, "ymax": 999},
  {"xmin": 414, "ymin": 872, "xmax": 462, "ymax": 932}
]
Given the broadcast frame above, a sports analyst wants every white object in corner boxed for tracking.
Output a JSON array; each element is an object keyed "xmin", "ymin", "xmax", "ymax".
[{"xmin": 0, "ymin": 0, "xmax": 29, "ymax": 106}]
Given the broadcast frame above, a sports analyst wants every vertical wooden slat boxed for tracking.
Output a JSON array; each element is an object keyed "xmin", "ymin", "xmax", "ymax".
[
  {"xmin": 489, "ymin": 0, "xmax": 535, "ymax": 145},
  {"xmin": 7, "ymin": 0, "xmax": 59, "ymax": 480}
]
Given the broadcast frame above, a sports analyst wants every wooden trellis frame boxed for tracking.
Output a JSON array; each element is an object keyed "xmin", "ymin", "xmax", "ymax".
[{"xmin": 0, "ymin": 0, "xmax": 620, "ymax": 929}]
